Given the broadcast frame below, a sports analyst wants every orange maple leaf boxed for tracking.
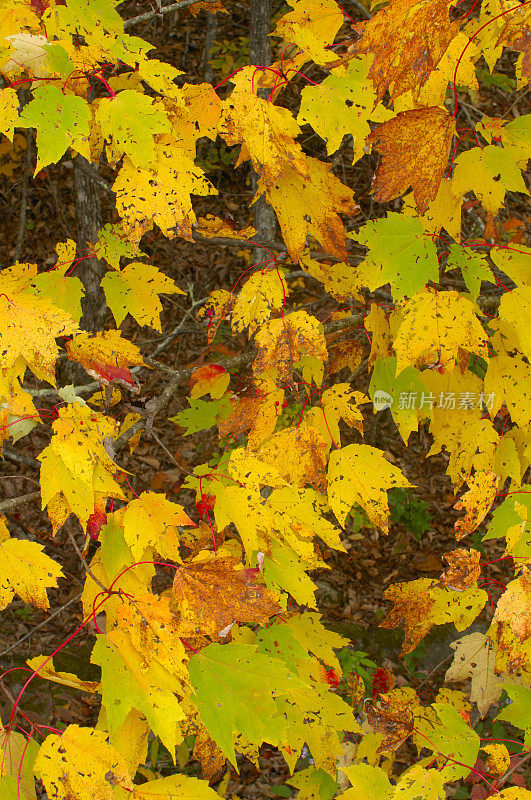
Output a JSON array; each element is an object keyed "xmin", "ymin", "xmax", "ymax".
[
  {"xmin": 368, "ymin": 107, "xmax": 456, "ymax": 214},
  {"xmin": 349, "ymin": 0, "xmax": 460, "ymax": 101}
]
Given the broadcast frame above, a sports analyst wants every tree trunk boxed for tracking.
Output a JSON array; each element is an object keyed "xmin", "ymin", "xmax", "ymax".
[
  {"xmin": 73, "ymin": 154, "xmax": 106, "ymax": 333},
  {"xmin": 249, "ymin": 0, "xmax": 277, "ymax": 265}
]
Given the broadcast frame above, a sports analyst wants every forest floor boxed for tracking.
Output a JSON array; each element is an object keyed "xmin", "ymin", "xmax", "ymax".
[{"xmin": 0, "ymin": 0, "xmax": 529, "ymax": 797}]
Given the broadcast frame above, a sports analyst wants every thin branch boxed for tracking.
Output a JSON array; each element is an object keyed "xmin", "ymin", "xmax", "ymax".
[
  {"xmin": 66, "ymin": 529, "xmax": 109, "ymax": 593},
  {"xmin": 13, "ymin": 128, "xmax": 33, "ymax": 262},
  {"xmin": 346, "ymin": 0, "xmax": 372, "ymax": 19},
  {"xmin": 123, "ymin": 0, "xmax": 220, "ymax": 29},
  {"xmin": 0, "ymin": 491, "xmax": 41, "ymax": 514},
  {"xmin": 1, "ymin": 446, "xmax": 40, "ymax": 469},
  {"xmin": 497, "ymin": 751, "xmax": 531, "ymax": 791},
  {"xmin": 0, "ymin": 593, "xmax": 83, "ymax": 658},
  {"xmin": 149, "ymin": 428, "xmax": 180, "ymax": 467}
]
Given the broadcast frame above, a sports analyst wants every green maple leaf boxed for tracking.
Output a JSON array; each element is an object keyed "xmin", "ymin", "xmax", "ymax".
[
  {"xmin": 425, "ymin": 703, "xmax": 480, "ymax": 782},
  {"xmin": 495, "ymin": 684, "xmax": 531, "ymax": 745},
  {"xmin": 348, "ymin": 213, "xmax": 439, "ymax": 300},
  {"xmin": 95, "ymin": 89, "xmax": 171, "ymax": 168},
  {"xmin": 297, "ymin": 57, "xmax": 392, "ymax": 162},
  {"xmin": 28, "ymin": 263, "xmax": 84, "ymax": 324},
  {"xmin": 188, "ymin": 642, "xmax": 290, "ymax": 765},
  {"xmin": 445, "ymin": 243, "xmax": 495, "ymax": 299},
  {"xmin": 91, "ymin": 634, "xmax": 184, "ymax": 756},
  {"xmin": 369, "ymin": 356, "xmax": 428, "ymax": 443},
  {"xmin": 19, "ymin": 85, "xmax": 91, "ymax": 173},
  {"xmin": 170, "ymin": 395, "xmax": 232, "ymax": 434},
  {"xmin": 94, "ymin": 222, "xmax": 143, "ymax": 270}
]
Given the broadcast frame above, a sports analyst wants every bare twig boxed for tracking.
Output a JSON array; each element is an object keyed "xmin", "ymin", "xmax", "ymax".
[
  {"xmin": 13, "ymin": 128, "xmax": 33, "ymax": 262},
  {"xmin": 0, "ymin": 593, "xmax": 83, "ymax": 658},
  {"xmin": 497, "ymin": 751, "xmax": 531, "ymax": 791},
  {"xmin": 66, "ymin": 529, "xmax": 108, "ymax": 593},
  {"xmin": 0, "ymin": 491, "xmax": 41, "ymax": 513},
  {"xmin": 124, "ymin": 0, "xmax": 220, "ymax": 29},
  {"xmin": 149, "ymin": 428, "xmax": 180, "ymax": 467},
  {"xmin": 1, "ymin": 446, "xmax": 40, "ymax": 469}
]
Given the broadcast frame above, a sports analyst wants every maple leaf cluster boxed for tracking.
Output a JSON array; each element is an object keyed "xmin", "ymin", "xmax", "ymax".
[{"xmin": 0, "ymin": 0, "xmax": 530, "ymax": 798}]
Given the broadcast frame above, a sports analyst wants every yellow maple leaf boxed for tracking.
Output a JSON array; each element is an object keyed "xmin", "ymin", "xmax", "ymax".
[
  {"xmin": 26, "ymin": 655, "xmax": 99, "ymax": 693},
  {"xmin": 164, "ymin": 82, "xmax": 222, "ymax": 158},
  {"xmin": 445, "ymin": 632, "xmax": 502, "ymax": 717},
  {"xmin": 368, "ymin": 106, "xmax": 456, "ymax": 214},
  {"xmin": 297, "ymin": 56, "xmax": 393, "ymax": 160},
  {"xmin": 38, "ymin": 404, "xmax": 125, "ymax": 528},
  {"xmin": 273, "ymin": 0, "xmax": 344, "ymax": 64},
  {"xmin": 35, "ymin": 725, "xmax": 133, "ymax": 800},
  {"xmin": 0, "ymin": 262, "xmax": 78, "ymax": 385},
  {"xmin": 483, "ymin": 743, "xmax": 511, "ymax": 776},
  {"xmin": 451, "ymin": 144, "xmax": 529, "ymax": 217},
  {"xmin": 454, "ymin": 471, "xmax": 499, "ymax": 540},
  {"xmin": 493, "ymin": 569, "xmax": 531, "ymax": 642},
  {"xmin": 485, "ymin": 351, "xmax": 531, "ymax": 429},
  {"xmin": 66, "ymin": 329, "xmax": 144, "ymax": 392},
  {"xmin": 300, "ymin": 254, "xmax": 363, "ymax": 301},
  {"xmin": 382, "ymin": 577, "xmax": 487, "ymax": 653},
  {"xmin": 0, "ymin": 535, "xmax": 63, "ymax": 611},
  {"xmin": 302, "ymin": 383, "xmax": 369, "ymax": 446},
  {"xmin": 259, "ymin": 157, "xmax": 356, "ymax": 263},
  {"xmin": 195, "ymin": 214, "xmax": 256, "ymax": 241},
  {"xmin": 113, "ymin": 491, "xmax": 195, "ymax": 562},
  {"xmin": 0, "ymin": 86, "xmax": 19, "ymax": 141},
  {"xmin": 102, "ymin": 261, "xmax": 183, "ymax": 332},
  {"xmin": 393, "ymin": 289, "xmax": 489, "ymax": 374},
  {"xmin": 257, "ymin": 426, "xmax": 330, "ymax": 490},
  {"xmin": 403, "ymin": 178, "xmax": 463, "ymax": 241},
  {"xmin": 232, "ymin": 269, "xmax": 289, "ymax": 335},
  {"xmin": 497, "ymin": 286, "xmax": 531, "ymax": 361},
  {"xmin": 365, "ymin": 303, "xmax": 393, "ymax": 369},
  {"xmin": 327, "ymin": 443, "xmax": 412, "ymax": 530},
  {"xmin": 113, "ymin": 139, "xmax": 216, "ymax": 245}
]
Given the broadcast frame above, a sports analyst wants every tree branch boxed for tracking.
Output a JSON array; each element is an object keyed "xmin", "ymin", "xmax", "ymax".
[
  {"xmin": 123, "ymin": 0, "xmax": 221, "ymax": 29},
  {"xmin": 0, "ymin": 491, "xmax": 41, "ymax": 513},
  {"xmin": 0, "ymin": 592, "xmax": 83, "ymax": 658}
]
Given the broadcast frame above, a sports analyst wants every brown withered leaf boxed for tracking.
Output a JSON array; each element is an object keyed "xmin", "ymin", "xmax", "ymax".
[
  {"xmin": 368, "ymin": 107, "xmax": 456, "ymax": 214},
  {"xmin": 171, "ymin": 552, "xmax": 281, "ymax": 638},
  {"xmin": 380, "ymin": 578, "xmax": 435, "ymax": 654},
  {"xmin": 218, "ymin": 381, "xmax": 285, "ymax": 450},
  {"xmin": 327, "ymin": 339, "xmax": 365, "ymax": 375},
  {"xmin": 349, "ymin": 0, "xmax": 460, "ymax": 101},
  {"xmin": 440, "ymin": 548, "xmax": 481, "ymax": 591},
  {"xmin": 254, "ymin": 310, "xmax": 328, "ymax": 384},
  {"xmin": 364, "ymin": 694, "xmax": 414, "ymax": 752},
  {"xmin": 193, "ymin": 728, "xmax": 225, "ymax": 781}
]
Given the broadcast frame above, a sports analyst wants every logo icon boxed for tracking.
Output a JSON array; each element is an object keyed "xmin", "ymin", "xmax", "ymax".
[{"xmin": 373, "ymin": 390, "xmax": 394, "ymax": 411}]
